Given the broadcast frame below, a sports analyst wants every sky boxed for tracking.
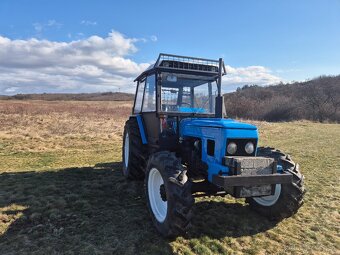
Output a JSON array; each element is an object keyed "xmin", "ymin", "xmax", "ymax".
[{"xmin": 0, "ymin": 0, "xmax": 339, "ymax": 95}]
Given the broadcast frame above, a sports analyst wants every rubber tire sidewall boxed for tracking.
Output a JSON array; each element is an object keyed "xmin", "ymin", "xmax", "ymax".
[
  {"xmin": 122, "ymin": 126, "xmax": 130, "ymax": 177},
  {"xmin": 145, "ymin": 157, "xmax": 174, "ymax": 236}
]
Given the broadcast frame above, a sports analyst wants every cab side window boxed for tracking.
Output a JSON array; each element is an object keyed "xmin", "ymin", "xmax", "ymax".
[
  {"xmin": 134, "ymin": 79, "xmax": 145, "ymax": 113},
  {"xmin": 142, "ymin": 74, "xmax": 156, "ymax": 112}
]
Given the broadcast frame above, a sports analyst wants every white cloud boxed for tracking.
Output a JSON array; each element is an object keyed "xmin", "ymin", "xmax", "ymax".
[
  {"xmin": 4, "ymin": 86, "xmax": 19, "ymax": 93},
  {"xmin": 46, "ymin": 20, "xmax": 62, "ymax": 28},
  {"xmin": 0, "ymin": 30, "xmax": 282, "ymax": 95},
  {"xmin": 33, "ymin": 20, "xmax": 62, "ymax": 33},
  {"xmin": 150, "ymin": 35, "xmax": 158, "ymax": 42},
  {"xmin": 77, "ymin": 32, "xmax": 85, "ymax": 38},
  {"xmin": 0, "ymin": 31, "xmax": 150, "ymax": 94},
  {"xmin": 222, "ymin": 65, "xmax": 282, "ymax": 92},
  {"xmin": 80, "ymin": 20, "xmax": 97, "ymax": 26},
  {"xmin": 33, "ymin": 23, "xmax": 43, "ymax": 33}
]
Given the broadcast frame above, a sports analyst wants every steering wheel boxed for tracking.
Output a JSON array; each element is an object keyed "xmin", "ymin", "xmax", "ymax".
[{"xmin": 180, "ymin": 102, "xmax": 191, "ymax": 107}]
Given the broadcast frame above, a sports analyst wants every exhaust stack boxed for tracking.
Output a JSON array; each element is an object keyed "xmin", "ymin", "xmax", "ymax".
[{"xmin": 215, "ymin": 58, "xmax": 226, "ymax": 118}]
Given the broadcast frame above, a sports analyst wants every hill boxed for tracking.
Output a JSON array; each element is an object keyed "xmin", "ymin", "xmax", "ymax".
[
  {"xmin": 0, "ymin": 92, "xmax": 134, "ymax": 101},
  {"xmin": 224, "ymin": 75, "xmax": 340, "ymax": 123}
]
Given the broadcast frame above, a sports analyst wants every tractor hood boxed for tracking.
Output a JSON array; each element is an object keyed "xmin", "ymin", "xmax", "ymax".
[{"xmin": 180, "ymin": 118, "xmax": 257, "ymax": 130}]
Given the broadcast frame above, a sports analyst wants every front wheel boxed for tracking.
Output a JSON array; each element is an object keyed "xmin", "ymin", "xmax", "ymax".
[
  {"xmin": 246, "ymin": 147, "xmax": 305, "ymax": 219},
  {"xmin": 145, "ymin": 151, "xmax": 194, "ymax": 237}
]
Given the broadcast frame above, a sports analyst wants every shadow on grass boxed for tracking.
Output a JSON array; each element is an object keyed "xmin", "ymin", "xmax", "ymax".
[
  {"xmin": 0, "ymin": 163, "xmax": 279, "ymax": 254},
  {"xmin": 0, "ymin": 162, "xmax": 171, "ymax": 255},
  {"xmin": 190, "ymin": 200, "xmax": 279, "ymax": 239}
]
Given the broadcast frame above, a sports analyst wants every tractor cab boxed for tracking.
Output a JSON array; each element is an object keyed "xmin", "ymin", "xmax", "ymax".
[{"xmin": 132, "ymin": 53, "xmax": 226, "ymax": 151}]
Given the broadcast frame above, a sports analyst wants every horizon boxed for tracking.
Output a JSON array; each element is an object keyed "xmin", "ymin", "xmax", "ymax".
[
  {"xmin": 1, "ymin": 73, "xmax": 339, "ymax": 97},
  {"xmin": 0, "ymin": 0, "xmax": 339, "ymax": 95}
]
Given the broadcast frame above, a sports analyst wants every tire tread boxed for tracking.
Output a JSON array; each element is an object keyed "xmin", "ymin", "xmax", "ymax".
[
  {"xmin": 145, "ymin": 151, "xmax": 194, "ymax": 238},
  {"xmin": 246, "ymin": 147, "xmax": 305, "ymax": 219},
  {"xmin": 122, "ymin": 117, "xmax": 147, "ymax": 180}
]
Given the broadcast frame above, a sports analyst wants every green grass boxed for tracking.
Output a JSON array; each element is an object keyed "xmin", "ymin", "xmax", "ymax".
[{"xmin": 0, "ymin": 101, "xmax": 339, "ymax": 254}]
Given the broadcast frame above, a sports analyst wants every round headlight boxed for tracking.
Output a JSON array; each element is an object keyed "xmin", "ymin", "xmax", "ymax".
[
  {"xmin": 245, "ymin": 142, "xmax": 255, "ymax": 154},
  {"xmin": 227, "ymin": 142, "xmax": 237, "ymax": 155}
]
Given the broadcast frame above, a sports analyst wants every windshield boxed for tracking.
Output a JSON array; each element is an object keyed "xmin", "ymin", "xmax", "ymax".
[{"xmin": 160, "ymin": 72, "xmax": 217, "ymax": 114}]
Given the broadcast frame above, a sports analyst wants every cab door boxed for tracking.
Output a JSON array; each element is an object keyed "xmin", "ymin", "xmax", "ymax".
[
  {"xmin": 133, "ymin": 74, "xmax": 160, "ymax": 149},
  {"xmin": 141, "ymin": 74, "xmax": 159, "ymax": 148}
]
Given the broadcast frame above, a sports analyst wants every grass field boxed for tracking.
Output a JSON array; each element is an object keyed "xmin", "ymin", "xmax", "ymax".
[{"xmin": 0, "ymin": 100, "xmax": 339, "ymax": 254}]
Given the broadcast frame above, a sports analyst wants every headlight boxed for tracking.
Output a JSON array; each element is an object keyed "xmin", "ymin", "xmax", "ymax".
[
  {"xmin": 227, "ymin": 142, "xmax": 237, "ymax": 154},
  {"xmin": 245, "ymin": 142, "xmax": 255, "ymax": 154}
]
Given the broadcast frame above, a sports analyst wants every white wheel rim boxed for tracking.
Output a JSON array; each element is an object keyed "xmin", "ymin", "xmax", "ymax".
[
  {"xmin": 253, "ymin": 184, "xmax": 282, "ymax": 206},
  {"xmin": 148, "ymin": 168, "xmax": 167, "ymax": 223},
  {"xmin": 124, "ymin": 133, "xmax": 129, "ymax": 168}
]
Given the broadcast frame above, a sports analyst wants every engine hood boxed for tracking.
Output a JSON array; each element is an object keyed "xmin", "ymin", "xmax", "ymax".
[{"xmin": 181, "ymin": 118, "xmax": 257, "ymax": 130}]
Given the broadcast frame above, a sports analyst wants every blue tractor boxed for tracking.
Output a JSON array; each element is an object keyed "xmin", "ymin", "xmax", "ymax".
[{"xmin": 122, "ymin": 54, "xmax": 304, "ymax": 237}]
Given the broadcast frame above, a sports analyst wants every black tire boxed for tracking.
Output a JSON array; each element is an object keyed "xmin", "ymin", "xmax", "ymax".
[
  {"xmin": 122, "ymin": 117, "xmax": 147, "ymax": 180},
  {"xmin": 246, "ymin": 147, "xmax": 305, "ymax": 219},
  {"xmin": 145, "ymin": 151, "xmax": 194, "ymax": 238}
]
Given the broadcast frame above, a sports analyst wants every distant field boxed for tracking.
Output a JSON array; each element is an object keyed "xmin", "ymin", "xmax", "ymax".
[
  {"xmin": 0, "ymin": 100, "xmax": 339, "ymax": 254},
  {"xmin": 0, "ymin": 92, "xmax": 134, "ymax": 101}
]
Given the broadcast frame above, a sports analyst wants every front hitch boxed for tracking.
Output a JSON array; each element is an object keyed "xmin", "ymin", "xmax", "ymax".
[{"xmin": 212, "ymin": 156, "xmax": 292, "ymax": 198}]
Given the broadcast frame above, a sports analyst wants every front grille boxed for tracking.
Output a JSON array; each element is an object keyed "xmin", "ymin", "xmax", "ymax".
[{"xmin": 226, "ymin": 138, "xmax": 257, "ymax": 156}]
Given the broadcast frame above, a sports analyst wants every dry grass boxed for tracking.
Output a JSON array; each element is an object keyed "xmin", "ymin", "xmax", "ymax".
[
  {"xmin": 0, "ymin": 100, "xmax": 339, "ymax": 254},
  {"xmin": 0, "ymin": 100, "xmax": 130, "ymax": 171}
]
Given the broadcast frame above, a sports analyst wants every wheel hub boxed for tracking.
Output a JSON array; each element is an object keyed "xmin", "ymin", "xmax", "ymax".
[
  {"xmin": 160, "ymin": 184, "xmax": 167, "ymax": 201},
  {"xmin": 253, "ymin": 184, "xmax": 282, "ymax": 206}
]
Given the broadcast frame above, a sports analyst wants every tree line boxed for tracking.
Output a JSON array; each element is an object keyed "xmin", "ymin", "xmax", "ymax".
[{"xmin": 224, "ymin": 75, "xmax": 340, "ymax": 123}]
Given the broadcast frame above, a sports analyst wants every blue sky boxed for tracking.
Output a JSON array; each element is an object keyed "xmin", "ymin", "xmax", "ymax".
[{"xmin": 0, "ymin": 0, "xmax": 339, "ymax": 94}]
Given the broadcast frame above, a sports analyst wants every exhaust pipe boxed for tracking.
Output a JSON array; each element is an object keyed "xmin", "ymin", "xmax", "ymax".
[{"xmin": 215, "ymin": 58, "xmax": 226, "ymax": 118}]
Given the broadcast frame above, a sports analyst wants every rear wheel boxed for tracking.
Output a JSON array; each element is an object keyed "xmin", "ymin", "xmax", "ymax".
[
  {"xmin": 145, "ymin": 151, "xmax": 194, "ymax": 237},
  {"xmin": 122, "ymin": 117, "xmax": 147, "ymax": 180},
  {"xmin": 246, "ymin": 147, "xmax": 305, "ymax": 219}
]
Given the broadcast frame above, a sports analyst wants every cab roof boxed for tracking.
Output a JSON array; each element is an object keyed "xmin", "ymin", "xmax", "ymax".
[{"xmin": 134, "ymin": 53, "xmax": 226, "ymax": 82}]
